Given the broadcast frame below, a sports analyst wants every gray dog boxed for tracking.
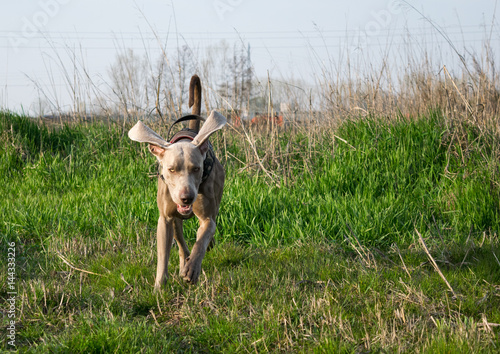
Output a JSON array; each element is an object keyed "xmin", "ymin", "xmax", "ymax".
[{"xmin": 128, "ymin": 76, "xmax": 226, "ymax": 288}]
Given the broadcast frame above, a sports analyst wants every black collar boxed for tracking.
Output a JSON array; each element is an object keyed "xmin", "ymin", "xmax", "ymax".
[{"xmin": 167, "ymin": 114, "xmax": 204, "ymax": 141}]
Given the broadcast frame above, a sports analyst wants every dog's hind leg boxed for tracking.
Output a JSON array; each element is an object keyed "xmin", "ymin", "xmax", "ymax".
[
  {"xmin": 172, "ymin": 218, "xmax": 190, "ymax": 276},
  {"xmin": 155, "ymin": 216, "xmax": 174, "ymax": 290}
]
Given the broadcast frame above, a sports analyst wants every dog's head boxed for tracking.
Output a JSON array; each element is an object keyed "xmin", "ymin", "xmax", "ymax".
[{"xmin": 128, "ymin": 110, "xmax": 226, "ymax": 215}]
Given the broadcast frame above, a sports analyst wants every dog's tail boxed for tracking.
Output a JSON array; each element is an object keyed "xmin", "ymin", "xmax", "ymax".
[{"xmin": 188, "ymin": 75, "xmax": 202, "ymax": 132}]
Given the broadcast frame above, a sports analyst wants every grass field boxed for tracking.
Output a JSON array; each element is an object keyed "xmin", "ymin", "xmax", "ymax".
[{"xmin": 1, "ymin": 110, "xmax": 499, "ymax": 352}]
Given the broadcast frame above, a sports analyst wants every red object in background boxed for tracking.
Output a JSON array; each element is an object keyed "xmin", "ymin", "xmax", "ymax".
[
  {"xmin": 250, "ymin": 113, "xmax": 283, "ymax": 127},
  {"xmin": 231, "ymin": 115, "xmax": 242, "ymax": 128}
]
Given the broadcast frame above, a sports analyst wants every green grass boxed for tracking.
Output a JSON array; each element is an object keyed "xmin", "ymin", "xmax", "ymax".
[{"xmin": 1, "ymin": 111, "xmax": 499, "ymax": 352}]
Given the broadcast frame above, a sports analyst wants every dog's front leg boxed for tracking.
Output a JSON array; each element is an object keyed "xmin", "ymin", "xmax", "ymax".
[
  {"xmin": 155, "ymin": 216, "xmax": 174, "ymax": 290},
  {"xmin": 180, "ymin": 217, "xmax": 215, "ymax": 283}
]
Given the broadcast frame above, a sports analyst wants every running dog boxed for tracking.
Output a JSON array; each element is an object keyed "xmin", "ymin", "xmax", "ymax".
[{"xmin": 128, "ymin": 75, "xmax": 226, "ymax": 288}]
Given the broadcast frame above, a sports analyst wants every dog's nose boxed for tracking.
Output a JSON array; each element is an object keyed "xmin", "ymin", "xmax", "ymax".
[{"xmin": 180, "ymin": 192, "xmax": 194, "ymax": 205}]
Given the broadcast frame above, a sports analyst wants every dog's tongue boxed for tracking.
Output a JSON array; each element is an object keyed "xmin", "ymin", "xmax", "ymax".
[{"xmin": 177, "ymin": 204, "xmax": 193, "ymax": 214}]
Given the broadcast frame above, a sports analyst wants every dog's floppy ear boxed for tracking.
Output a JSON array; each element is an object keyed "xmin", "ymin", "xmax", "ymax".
[
  {"xmin": 128, "ymin": 121, "xmax": 170, "ymax": 148},
  {"xmin": 191, "ymin": 110, "xmax": 226, "ymax": 149}
]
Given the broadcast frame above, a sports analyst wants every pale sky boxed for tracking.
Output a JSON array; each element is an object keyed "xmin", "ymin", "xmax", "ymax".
[{"xmin": 0, "ymin": 0, "xmax": 497, "ymax": 114}]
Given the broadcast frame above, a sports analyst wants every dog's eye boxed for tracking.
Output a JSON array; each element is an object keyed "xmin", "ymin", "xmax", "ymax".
[
  {"xmin": 192, "ymin": 167, "xmax": 200, "ymax": 173},
  {"xmin": 168, "ymin": 168, "xmax": 175, "ymax": 173}
]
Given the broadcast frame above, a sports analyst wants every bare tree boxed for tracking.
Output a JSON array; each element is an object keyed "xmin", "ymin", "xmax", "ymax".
[
  {"xmin": 215, "ymin": 42, "xmax": 253, "ymax": 113},
  {"xmin": 108, "ymin": 48, "xmax": 147, "ymax": 121}
]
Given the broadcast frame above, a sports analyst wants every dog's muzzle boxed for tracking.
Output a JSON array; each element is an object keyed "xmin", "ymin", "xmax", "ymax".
[{"xmin": 177, "ymin": 204, "xmax": 193, "ymax": 215}]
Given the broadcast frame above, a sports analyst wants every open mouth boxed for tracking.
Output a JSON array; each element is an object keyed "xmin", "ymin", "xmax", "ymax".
[{"xmin": 177, "ymin": 204, "xmax": 193, "ymax": 215}]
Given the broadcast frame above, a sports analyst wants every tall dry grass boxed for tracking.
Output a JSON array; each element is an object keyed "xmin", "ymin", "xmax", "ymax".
[
  {"xmin": 26, "ymin": 28, "xmax": 494, "ymax": 120},
  {"xmin": 24, "ymin": 25, "xmax": 500, "ymax": 187}
]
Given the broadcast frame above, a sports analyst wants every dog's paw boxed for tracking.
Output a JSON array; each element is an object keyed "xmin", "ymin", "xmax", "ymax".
[
  {"xmin": 154, "ymin": 282, "xmax": 165, "ymax": 291},
  {"xmin": 180, "ymin": 257, "xmax": 201, "ymax": 284},
  {"xmin": 178, "ymin": 255, "xmax": 188, "ymax": 277},
  {"xmin": 154, "ymin": 273, "xmax": 168, "ymax": 290}
]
